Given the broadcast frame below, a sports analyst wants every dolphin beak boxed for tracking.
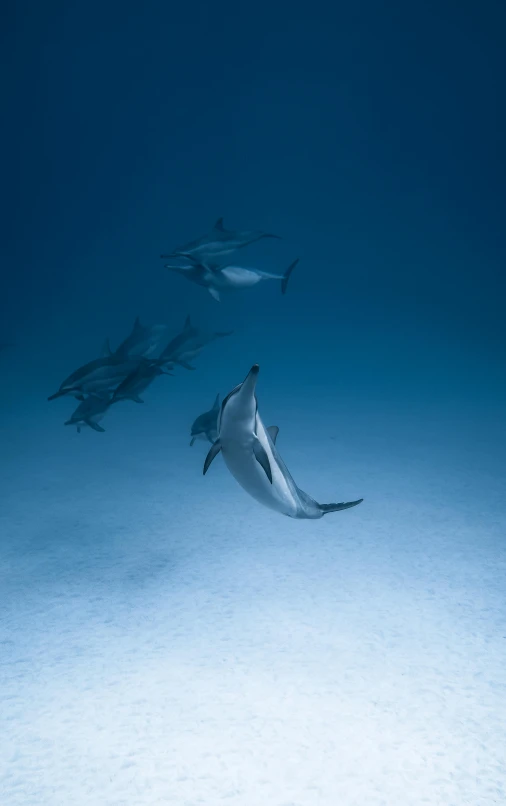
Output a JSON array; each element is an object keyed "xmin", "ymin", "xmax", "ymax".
[{"xmin": 240, "ymin": 364, "xmax": 260, "ymax": 398}]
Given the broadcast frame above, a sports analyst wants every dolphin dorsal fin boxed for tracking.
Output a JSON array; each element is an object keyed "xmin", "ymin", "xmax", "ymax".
[
  {"xmin": 212, "ymin": 393, "xmax": 220, "ymax": 410},
  {"xmin": 133, "ymin": 316, "xmax": 142, "ymax": 330},
  {"xmin": 101, "ymin": 338, "xmax": 113, "ymax": 357},
  {"xmin": 267, "ymin": 425, "xmax": 279, "ymax": 444},
  {"xmin": 214, "ymin": 217, "xmax": 225, "ymax": 231},
  {"xmin": 183, "ymin": 315, "xmax": 192, "ymax": 330}
]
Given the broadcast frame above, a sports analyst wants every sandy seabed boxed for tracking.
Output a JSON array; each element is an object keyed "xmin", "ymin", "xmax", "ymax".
[{"xmin": 1, "ymin": 394, "xmax": 505, "ymax": 806}]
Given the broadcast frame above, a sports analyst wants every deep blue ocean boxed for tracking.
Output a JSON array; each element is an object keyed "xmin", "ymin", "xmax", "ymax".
[{"xmin": 2, "ymin": 3, "xmax": 505, "ymax": 804}]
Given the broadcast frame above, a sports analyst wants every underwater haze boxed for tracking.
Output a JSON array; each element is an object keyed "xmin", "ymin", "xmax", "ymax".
[{"xmin": 2, "ymin": 1, "xmax": 506, "ymax": 804}]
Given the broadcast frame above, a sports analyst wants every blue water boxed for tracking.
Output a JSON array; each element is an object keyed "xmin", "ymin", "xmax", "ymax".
[{"xmin": 2, "ymin": 3, "xmax": 506, "ymax": 804}]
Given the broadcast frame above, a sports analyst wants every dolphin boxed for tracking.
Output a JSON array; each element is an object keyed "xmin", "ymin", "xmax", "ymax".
[
  {"xmin": 159, "ymin": 315, "xmax": 233, "ymax": 369},
  {"xmin": 107, "ymin": 317, "xmax": 169, "ymax": 359},
  {"xmin": 190, "ymin": 393, "xmax": 220, "ymax": 445},
  {"xmin": 203, "ymin": 365, "xmax": 363, "ymax": 519},
  {"xmin": 48, "ymin": 355, "xmax": 145, "ymax": 400},
  {"xmin": 64, "ymin": 393, "xmax": 113, "ymax": 433},
  {"xmin": 160, "ymin": 217, "xmax": 281, "ymax": 261},
  {"xmin": 112, "ymin": 359, "xmax": 173, "ymax": 404},
  {"xmin": 164, "ymin": 257, "xmax": 299, "ymax": 301}
]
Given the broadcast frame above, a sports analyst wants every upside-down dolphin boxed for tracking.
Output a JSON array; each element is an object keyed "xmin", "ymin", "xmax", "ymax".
[
  {"xmin": 190, "ymin": 393, "xmax": 220, "ymax": 445},
  {"xmin": 203, "ymin": 365, "xmax": 363, "ymax": 519},
  {"xmin": 164, "ymin": 257, "xmax": 299, "ymax": 301},
  {"xmin": 160, "ymin": 218, "xmax": 280, "ymax": 261}
]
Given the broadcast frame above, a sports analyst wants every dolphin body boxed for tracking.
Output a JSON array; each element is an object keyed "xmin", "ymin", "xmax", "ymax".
[
  {"xmin": 48, "ymin": 355, "xmax": 144, "ymax": 400},
  {"xmin": 112, "ymin": 359, "xmax": 173, "ymax": 404},
  {"xmin": 190, "ymin": 394, "xmax": 220, "ymax": 445},
  {"xmin": 64, "ymin": 393, "xmax": 113, "ymax": 433},
  {"xmin": 106, "ymin": 317, "xmax": 169, "ymax": 359},
  {"xmin": 160, "ymin": 217, "xmax": 280, "ymax": 261},
  {"xmin": 203, "ymin": 365, "xmax": 363, "ymax": 519},
  {"xmin": 164, "ymin": 257, "xmax": 299, "ymax": 302},
  {"xmin": 159, "ymin": 315, "xmax": 232, "ymax": 370}
]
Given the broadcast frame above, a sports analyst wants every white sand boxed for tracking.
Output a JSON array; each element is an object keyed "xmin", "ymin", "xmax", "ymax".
[{"xmin": 1, "ymin": 389, "xmax": 505, "ymax": 805}]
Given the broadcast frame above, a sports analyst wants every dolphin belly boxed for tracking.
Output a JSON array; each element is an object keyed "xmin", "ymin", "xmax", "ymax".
[
  {"xmin": 217, "ymin": 267, "xmax": 262, "ymax": 289},
  {"xmin": 221, "ymin": 426, "xmax": 298, "ymax": 517}
]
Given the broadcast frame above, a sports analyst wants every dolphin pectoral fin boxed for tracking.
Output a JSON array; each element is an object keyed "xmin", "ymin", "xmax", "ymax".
[
  {"xmin": 212, "ymin": 393, "xmax": 220, "ymax": 410},
  {"xmin": 208, "ymin": 287, "xmax": 221, "ymax": 302},
  {"xmin": 77, "ymin": 426, "xmax": 81, "ymax": 434},
  {"xmin": 130, "ymin": 395, "xmax": 144, "ymax": 403},
  {"xmin": 190, "ymin": 437, "xmax": 196, "ymax": 446},
  {"xmin": 203, "ymin": 440, "xmax": 221, "ymax": 474},
  {"xmin": 175, "ymin": 360, "xmax": 196, "ymax": 370},
  {"xmin": 319, "ymin": 498, "xmax": 363, "ymax": 514},
  {"xmin": 267, "ymin": 425, "xmax": 279, "ymax": 444},
  {"xmin": 86, "ymin": 420, "xmax": 105, "ymax": 432},
  {"xmin": 281, "ymin": 258, "xmax": 299, "ymax": 294},
  {"xmin": 75, "ymin": 393, "xmax": 85, "ymax": 402},
  {"xmin": 253, "ymin": 440, "xmax": 273, "ymax": 483}
]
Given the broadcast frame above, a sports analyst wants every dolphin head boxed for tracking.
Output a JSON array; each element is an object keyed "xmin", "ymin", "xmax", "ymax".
[{"xmin": 220, "ymin": 364, "xmax": 260, "ymax": 431}]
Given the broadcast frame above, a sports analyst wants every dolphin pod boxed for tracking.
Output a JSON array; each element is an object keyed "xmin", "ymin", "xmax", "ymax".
[{"xmin": 49, "ymin": 216, "xmax": 362, "ymax": 523}]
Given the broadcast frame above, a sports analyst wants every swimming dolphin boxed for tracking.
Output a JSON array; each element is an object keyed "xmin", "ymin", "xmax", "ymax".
[
  {"xmin": 64, "ymin": 393, "xmax": 113, "ymax": 433},
  {"xmin": 190, "ymin": 393, "xmax": 220, "ymax": 445},
  {"xmin": 164, "ymin": 257, "xmax": 299, "ymax": 301},
  {"xmin": 203, "ymin": 365, "xmax": 363, "ymax": 519},
  {"xmin": 112, "ymin": 359, "xmax": 173, "ymax": 404},
  {"xmin": 160, "ymin": 217, "xmax": 281, "ymax": 261},
  {"xmin": 107, "ymin": 318, "xmax": 169, "ymax": 359},
  {"xmin": 159, "ymin": 315, "xmax": 233, "ymax": 369},
  {"xmin": 48, "ymin": 355, "xmax": 145, "ymax": 400}
]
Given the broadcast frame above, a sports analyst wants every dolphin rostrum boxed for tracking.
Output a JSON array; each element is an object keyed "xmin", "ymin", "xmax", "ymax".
[
  {"xmin": 190, "ymin": 393, "xmax": 220, "ymax": 445},
  {"xmin": 203, "ymin": 365, "xmax": 363, "ymax": 519},
  {"xmin": 48, "ymin": 354, "xmax": 145, "ymax": 400},
  {"xmin": 160, "ymin": 217, "xmax": 280, "ymax": 261},
  {"xmin": 64, "ymin": 393, "xmax": 113, "ymax": 433},
  {"xmin": 164, "ymin": 257, "xmax": 299, "ymax": 302}
]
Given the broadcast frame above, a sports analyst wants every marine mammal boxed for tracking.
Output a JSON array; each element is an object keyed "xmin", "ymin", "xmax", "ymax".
[
  {"xmin": 48, "ymin": 354, "xmax": 144, "ymax": 400},
  {"xmin": 190, "ymin": 393, "xmax": 220, "ymax": 445},
  {"xmin": 112, "ymin": 359, "xmax": 173, "ymax": 404},
  {"xmin": 203, "ymin": 365, "xmax": 363, "ymax": 519},
  {"xmin": 164, "ymin": 257, "xmax": 298, "ymax": 301},
  {"xmin": 161, "ymin": 217, "xmax": 280, "ymax": 261},
  {"xmin": 106, "ymin": 317, "xmax": 169, "ymax": 359},
  {"xmin": 159, "ymin": 315, "xmax": 232, "ymax": 369},
  {"xmin": 64, "ymin": 393, "xmax": 113, "ymax": 433}
]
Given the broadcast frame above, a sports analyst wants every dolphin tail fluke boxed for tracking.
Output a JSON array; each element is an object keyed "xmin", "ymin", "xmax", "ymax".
[
  {"xmin": 281, "ymin": 258, "xmax": 299, "ymax": 294},
  {"xmin": 319, "ymin": 498, "xmax": 363, "ymax": 515}
]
